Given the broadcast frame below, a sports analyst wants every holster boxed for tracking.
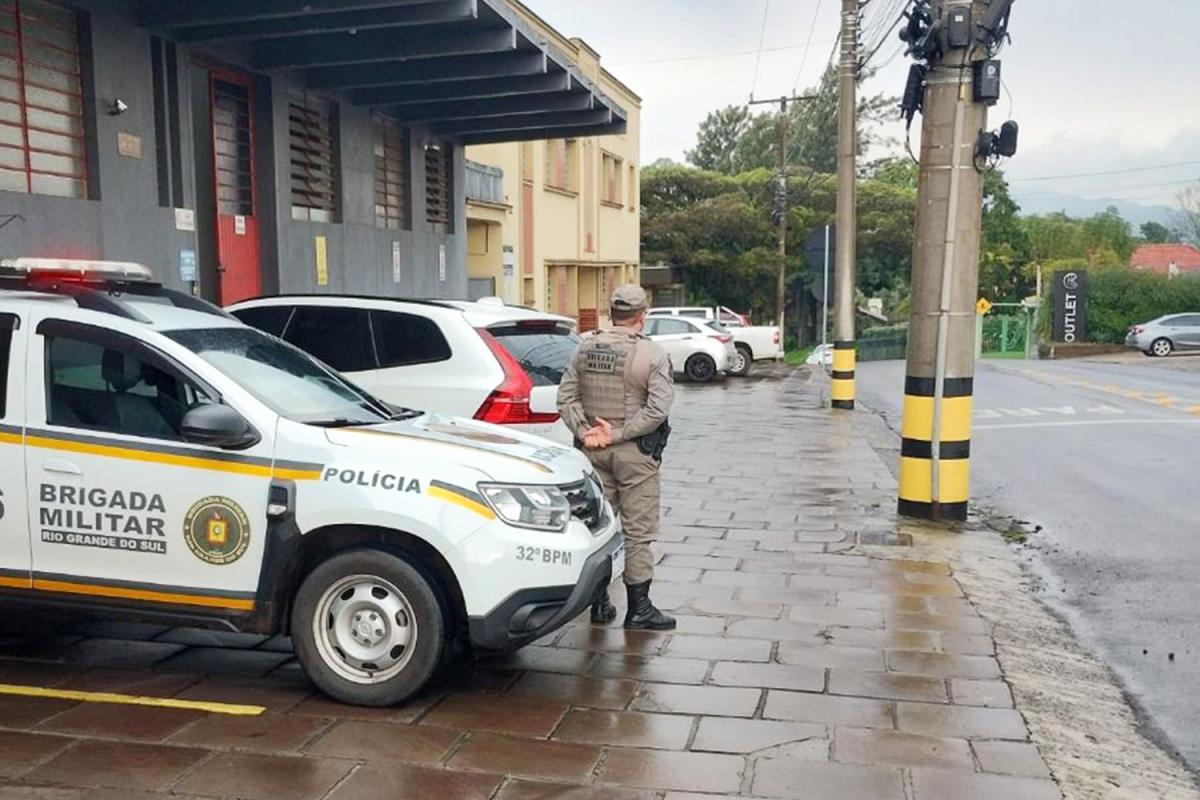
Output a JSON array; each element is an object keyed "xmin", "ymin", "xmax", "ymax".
[{"xmin": 635, "ymin": 420, "xmax": 671, "ymax": 462}]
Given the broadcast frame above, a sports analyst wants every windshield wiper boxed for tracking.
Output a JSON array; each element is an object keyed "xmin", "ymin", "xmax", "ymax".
[{"xmin": 307, "ymin": 417, "xmax": 378, "ymax": 428}]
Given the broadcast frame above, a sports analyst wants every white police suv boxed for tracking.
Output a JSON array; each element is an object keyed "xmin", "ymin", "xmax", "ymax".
[{"xmin": 0, "ymin": 259, "xmax": 621, "ymax": 706}]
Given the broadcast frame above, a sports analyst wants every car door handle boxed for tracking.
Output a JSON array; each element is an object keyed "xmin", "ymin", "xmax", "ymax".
[{"xmin": 44, "ymin": 458, "xmax": 82, "ymax": 476}]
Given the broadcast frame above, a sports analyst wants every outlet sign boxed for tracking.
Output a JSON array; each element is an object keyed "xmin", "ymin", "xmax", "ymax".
[{"xmin": 1053, "ymin": 270, "xmax": 1088, "ymax": 343}]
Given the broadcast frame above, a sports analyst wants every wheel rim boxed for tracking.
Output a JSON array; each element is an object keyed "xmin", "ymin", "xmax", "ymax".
[
  {"xmin": 312, "ymin": 574, "xmax": 418, "ymax": 685},
  {"xmin": 1154, "ymin": 340, "xmax": 1171, "ymax": 356},
  {"xmin": 731, "ymin": 352, "xmax": 746, "ymax": 373},
  {"xmin": 691, "ymin": 358, "xmax": 714, "ymax": 380}
]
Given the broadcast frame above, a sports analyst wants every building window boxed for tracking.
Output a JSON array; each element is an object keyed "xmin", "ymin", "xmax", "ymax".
[
  {"xmin": 151, "ymin": 37, "xmax": 183, "ymax": 208},
  {"xmin": 373, "ymin": 114, "xmax": 407, "ymax": 230},
  {"xmin": 289, "ymin": 93, "xmax": 337, "ymax": 223},
  {"xmin": 601, "ymin": 152, "xmax": 623, "ymax": 206},
  {"xmin": 0, "ymin": 0, "xmax": 89, "ymax": 199},
  {"xmin": 424, "ymin": 142, "xmax": 452, "ymax": 231},
  {"xmin": 544, "ymin": 138, "xmax": 577, "ymax": 193}
]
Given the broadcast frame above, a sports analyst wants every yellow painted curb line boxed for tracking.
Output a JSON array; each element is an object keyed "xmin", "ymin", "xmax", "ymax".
[{"xmin": 0, "ymin": 684, "xmax": 265, "ymax": 716}]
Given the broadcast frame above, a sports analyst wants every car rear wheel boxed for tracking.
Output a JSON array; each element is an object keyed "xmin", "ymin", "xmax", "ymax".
[
  {"xmin": 685, "ymin": 353, "xmax": 718, "ymax": 383},
  {"xmin": 292, "ymin": 549, "xmax": 446, "ymax": 707},
  {"xmin": 1151, "ymin": 337, "xmax": 1173, "ymax": 357},
  {"xmin": 730, "ymin": 344, "xmax": 753, "ymax": 377}
]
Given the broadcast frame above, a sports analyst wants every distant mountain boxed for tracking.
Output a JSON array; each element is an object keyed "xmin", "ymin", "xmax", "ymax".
[{"xmin": 1011, "ymin": 191, "xmax": 1176, "ymax": 228}]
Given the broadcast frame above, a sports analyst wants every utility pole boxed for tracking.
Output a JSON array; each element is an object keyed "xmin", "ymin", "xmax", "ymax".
[
  {"xmin": 898, "ymin": 0, "xmax": 1015, "ymax": 521},
  {"xmin": 750, "ymin": 94, "xmax": 817, "ymax": 334},
  {"xmin": 830, "ymin": 0, "xmax": 860, "ymax": 410}
]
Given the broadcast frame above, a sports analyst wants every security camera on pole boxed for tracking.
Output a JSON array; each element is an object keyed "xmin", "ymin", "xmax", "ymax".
[{"xmin": 896, "ymin": 0, "xmax": 1018, "ymax": 521}]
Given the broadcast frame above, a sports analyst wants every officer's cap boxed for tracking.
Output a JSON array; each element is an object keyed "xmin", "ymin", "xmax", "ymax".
[{"xmin": 611, "ymin": 284, "xmax": 648, "ymax": 312}]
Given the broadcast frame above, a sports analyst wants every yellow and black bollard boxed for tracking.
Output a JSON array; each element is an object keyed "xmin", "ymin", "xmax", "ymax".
[
  {"xmin": 830, "ymin": 341, "xmax": 856, "ymax": 410},
  {"xmin": 897, "ymin": 376, "xmax": 972, "ymax": 521}
]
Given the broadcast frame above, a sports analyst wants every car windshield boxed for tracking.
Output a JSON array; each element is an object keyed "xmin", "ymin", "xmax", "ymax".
[
  {"xmin": 166, "ymin": 327, "xmax": 397, "ymax": 426},
  {"xmin": 706, "ymin": 321, "xmax": 730, "ymax": 334},
  {"xmin": 488, "ymin": 321, "xmax": 581, "ymax": 386}
]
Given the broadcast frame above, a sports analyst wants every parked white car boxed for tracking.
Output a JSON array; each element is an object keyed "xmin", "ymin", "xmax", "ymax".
[
  {"xmin": 806, "ymin": 343, "xmax": 834, "ymax": 369},
  {"xmin": 228, "ymin": 296, "xmax": 577, "ymax": 444},
  {"xmin": 643, "ymin": 316, "xmax": 733, "ymax": 382},
  {"xmin": 648, "ymin": 306, "xmax": 783, "ymax": 376}
]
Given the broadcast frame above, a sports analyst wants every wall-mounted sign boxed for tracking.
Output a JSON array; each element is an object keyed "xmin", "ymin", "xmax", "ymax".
[
  {"xmin": 117, "ymin": 132, "xmax": 142, "ymax": 159},
  {"xmin": 234, "ymin": 215, "xmax": 246, "ymax": 236},
  {"xmin": 179, "ymin": 249, "xmax": 197, "ymax": 283},
  {"xmin": 1052, "ymin": 270, "xmax": 1088, "ymax": 343},
  {"xmin": 392, "ymin": 241, "xmax": 402, "ymax": 284},
  {"xmin": 438, "ymin": 244, "xmax": 446, "ymax": 282},
  {"xmin": 174, "ymin": 208, "xmax": 195, "ymax": 232},
  {"xmin": 315, "ymin": 236, "xmax": 328, "ymax": 287}
]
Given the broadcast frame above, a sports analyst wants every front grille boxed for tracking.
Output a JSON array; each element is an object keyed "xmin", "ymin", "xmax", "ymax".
[{"xmin": 563, "ymin": 476, "xmax": 607, "ymax": 534}]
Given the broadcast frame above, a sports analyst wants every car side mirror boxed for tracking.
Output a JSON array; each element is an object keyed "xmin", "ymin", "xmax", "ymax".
[{"xmin": 181, "ymin": 404, "xmax": 258, "ymax": 450}]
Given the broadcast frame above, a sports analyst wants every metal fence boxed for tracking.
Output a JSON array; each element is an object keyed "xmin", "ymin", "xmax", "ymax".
[
  {"xmin": 465, "ymin": 160, "xmax": 504, "ymax": 204},
  {"xmin": 858, "ymin": 327, "xmax": 909, "ymax": 362}
]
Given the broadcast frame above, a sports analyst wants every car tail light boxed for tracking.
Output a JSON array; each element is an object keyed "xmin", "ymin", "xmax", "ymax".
[
  {"xmin": 710, "ymin": 334, "xmax": 732, "ymax": 344},
  {"xmin": 1131, "ymin": 326, "xmax": 1144, "ymax": 334},
  {"xmin": 474, "ymin": 328, "xmax": 559, "ymax": 425},
  {"xmin": 773, "ymin": 330, "xmax": 781, "ymax": 345}
]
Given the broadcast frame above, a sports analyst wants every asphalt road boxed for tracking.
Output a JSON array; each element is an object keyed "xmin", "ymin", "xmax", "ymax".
[{"xmin": 856, "ymin": 354, "xmax": 1200, "ymax": 774}]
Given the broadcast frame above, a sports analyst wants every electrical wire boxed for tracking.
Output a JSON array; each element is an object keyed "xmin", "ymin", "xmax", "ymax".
[
  {"xmin": 790, "ymin": 0, "xmax": 824, "ymax": 95},
  {"xmin": 1009, "ymin": 160, "xmax": 1200, "ymax": 183},
  {"xmin": 609, "ymin": 40, "xmax": 836, "ymax": 68},
  {"xmin": 750, "ymin": 0, "xmax": 772, "ymax": 100}
]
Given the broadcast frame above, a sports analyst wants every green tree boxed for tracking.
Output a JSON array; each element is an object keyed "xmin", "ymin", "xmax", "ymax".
[
  {"xmin": 1140, "ymin": 221, "xmax": 1180, "ymax": 244},
  {"xmin": 1174, "ymin": 184, "xmax": 1200, "ymax": 247},
  {"xmin": 685, "ymin": 105, "xmax": 751, "ymax": 174}
]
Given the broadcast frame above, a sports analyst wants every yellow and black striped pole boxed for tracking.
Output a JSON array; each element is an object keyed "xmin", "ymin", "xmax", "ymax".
[
  {"xmin": 898, "ymin": 376, "xmax": 972, "ymax": 521},
  {"xmin": 897, "ymin": 0, "xmax": 990, "ymax": 522},
  {"xmin": 831, "ymin": 341, "xmax": 855, "ymax": 410}
]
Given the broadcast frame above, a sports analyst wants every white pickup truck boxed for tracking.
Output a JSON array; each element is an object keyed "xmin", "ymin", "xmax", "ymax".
[{"xmin": 647, "ymin": 306, "xmax": 783, "ymax": 376}]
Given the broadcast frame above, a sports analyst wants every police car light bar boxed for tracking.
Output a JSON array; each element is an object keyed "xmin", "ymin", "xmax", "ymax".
[{"xmin": 0, "ymin": 258, "xmax": 155, "ymax": 283}]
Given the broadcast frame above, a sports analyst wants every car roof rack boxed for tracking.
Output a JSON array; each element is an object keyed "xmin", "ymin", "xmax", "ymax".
[{"xmin": 0, "ymin": 258, "xmax": 234, "ymax": 322}]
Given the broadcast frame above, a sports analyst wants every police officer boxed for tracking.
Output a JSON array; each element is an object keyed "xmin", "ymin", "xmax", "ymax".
[{"xmin": 558, "ymin": 285, "xmax": 676, "ymax": 631}]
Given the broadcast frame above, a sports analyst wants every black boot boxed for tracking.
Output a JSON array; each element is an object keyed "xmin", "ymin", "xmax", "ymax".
[
  {"xmin": 624, "ymin": 581, "xmax": 676, "ymax": 631},
  {"xmin": 590, "ymin": 587, "xmax": 617, "ymax": 624}
]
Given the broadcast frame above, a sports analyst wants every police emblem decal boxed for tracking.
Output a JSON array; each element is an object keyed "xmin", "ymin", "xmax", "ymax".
[{"xmin": 183, "ymin": 496, "xmax": 250, "ymax": 565}]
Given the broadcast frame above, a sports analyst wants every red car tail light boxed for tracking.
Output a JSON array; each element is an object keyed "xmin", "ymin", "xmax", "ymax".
[
  {"xmin": 773, "ymin": 330, "xmax": 781, "ymax": 345},
  {"xmin": 710, "ymin": 334, "xmax": 732, "ymax": 344},
  {"xmin": 473, "ymin": 328, "xmax": 560, "ymax": 425}
]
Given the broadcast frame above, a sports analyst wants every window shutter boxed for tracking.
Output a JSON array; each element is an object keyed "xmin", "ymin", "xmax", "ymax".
[
  {"xmin": 373, "ymin": 114, "xmax": 407, "ymax": 230},
  {"xmin": 289, "ymin": 94, "xmax": 337, "ymax": 222},
  {"xmin": 424, "ymin": 143, "xmax": 451, "ymax": 230}
]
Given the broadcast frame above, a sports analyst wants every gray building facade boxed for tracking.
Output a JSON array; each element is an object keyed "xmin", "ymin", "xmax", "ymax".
[{"xmin": 0, "ymin": 0, "xmax": 625, "ymax": 304}]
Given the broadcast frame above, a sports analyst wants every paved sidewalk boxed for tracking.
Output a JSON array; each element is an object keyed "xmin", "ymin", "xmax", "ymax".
[{"xmin": 0, "ymin": 364, "xmax": 1063, "ymax": 799}]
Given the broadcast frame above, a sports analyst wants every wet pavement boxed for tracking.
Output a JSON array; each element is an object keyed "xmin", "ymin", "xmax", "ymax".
[{"xmin": 0, "ymin": 364, "xmax": 1061, "ymax": 799}]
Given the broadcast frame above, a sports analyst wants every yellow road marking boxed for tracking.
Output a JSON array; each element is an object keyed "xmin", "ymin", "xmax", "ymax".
[
  {"xmin": 0, "ymin": 684, "xmax": 264, "ymax": 716},
  {"xmin": 1189, "ymin": 406, "xmax": 1200, "ymax": 415},
  {"xmin": 1155, "ymin": 395, "xmax": 1176, "ymax": 407}
]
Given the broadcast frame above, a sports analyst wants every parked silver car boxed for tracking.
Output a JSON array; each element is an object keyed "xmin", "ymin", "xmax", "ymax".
[{"xmin": 1125, "ymin": 314, "xmax": 1200, "ymax": 356}]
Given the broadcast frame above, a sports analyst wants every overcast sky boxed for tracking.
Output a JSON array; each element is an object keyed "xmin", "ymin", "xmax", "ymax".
[{"xmin": 523, "ymin": 0, "xmax": 1200, "ymax": 208}]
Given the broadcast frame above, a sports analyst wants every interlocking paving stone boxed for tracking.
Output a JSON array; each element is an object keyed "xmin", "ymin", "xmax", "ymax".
[
  {"xmin": 555, "ymin": 627, "xmax": 667, "ymax": 655},
  {"xmin": 421, "ymin": 694, "xmax": 568, "ymax": 738},
  {"xmin": 632, "ymin": 683, "xmax": 761, "ymax": 717},
  {"xmin": 886, "ymin": 612, "xmax": 989, "ymax": 634},
  {"xmin": 950, "ymin": 679, "xmax": 1014, "ymax": 708},
  {"xmin": 896, "ymin": 703, "xmax": 1029, "ymax": 740},
  {"xmin": 305, "ymin": 719, "xmax": 462, "ymax": 763},
  {"xmin": 590, "ymin": 654, "xmax": 710, "ymax": 685},
  {"xmin": 553, "ymin": 709, "xmax": 692, "ymax": 750},
  {"xmin": 701, "ymin": 571, "xmax": 786, "ymax": 589},
  {"xmin": 0, "ymin": 696, "xmax": 79, "ymax": 730},
  {"xmin": 763, "ymin": 692, "xmax": 893, "ymax": 729},
  {"xmin": 751, "ymin": 759, "xmax": 905, "ymax": 799},
  {"xmin": 169, "ymin": 711, "xmax": 330, "ymax": 753},
  {"xmin": 818, "ymin": 628, "xmax": 938, "ymax": 652},
  {"xmin": 173, "ymin": 751, "xmax": 353, "ymax": 800},
  {"xmin": 494, "ymin": 779, "xmax": 657, "ymax": 800},
  {"xmin": 0, "ymin": 730, "xmax": 75, "ymax": 778},
  {"xmin": 27, "ymin": 740, "xmax": 207, "ymax": 792},
  {"xmin": 596, "ymin": 748, "xmax": 744, "ymax": 793},
  {"xmin": 488, "ymin": 646, "xmax": 598, "ymax": 676},
  {"xmin": 155, "ymin": 647, "xmax": 294, "ymax": 678},
  {"xmin": 910, "ymin": 767, "xmax": 1062, "ymax": 800},
  {"xmin": 174, "ymin": 675, "xmax": 313, "ymax": 713},
  {"xmin": 886, "ymin": 651, "xmax": 1002, "ymax": 679},
  {"xmin": 691, "ymin": 717, "xmax": 827, "ymax": 754},
  {"xmin": 54, "ymin": 639, "xmax": 184, "ymax": 669},
  {"xmin": 447, "ymin": 732, "xmax": 602, "ymax": 782},
  {"xmin": 36, "ymin": 703, "xmax": 201, "ymax": 742},
  {"xmin": 506, "ymin": 671, "xmax": 639, "ymax": 710},
  {"xmin": 710, "ymin": 662, "xmax": 825, "ymax": 693},
  {"xmin": 53, "ymin": 668, "xmax": 199, "ymax": 697},
  {"xmin": 971, "ymin": 740, "xmax": 1053, "ymax": 778},
  {"xmin": 939, "ymin": 633, "xmax": 997, "ymax": 656},
  {"xmin": 662, "ymin": 635, "xmax": 773, "ymax": 662},
  {"xmin": 288, "ymin": 690, "xmax": 440, "ymax": 724},
  {"xmin": 660, "ymin": 555, "xmax": 742, "ymax": 571},
  {"xmin": 787, "ymin": 605, "xmax": 884, "ymax": 629},
  {"xmin": 775, "ymin": 643, "xmax": 886, "ymax": 671},
  {"xmin": 689, "ymin": 596, "xmax": 784, "ymax": 619},
  {"xmin": 833, "ymin": 727, "xmax": 974, "ymax": 771},
  {"xmin": 835, "ymin": 592, "xmax": 930, "ymax": 613},
  {"xmin": 723, "ymin": 619, "xmax": 827, "ymax": 643}
]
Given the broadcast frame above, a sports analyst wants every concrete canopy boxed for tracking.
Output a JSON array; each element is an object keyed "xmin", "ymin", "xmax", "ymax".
[{"xmin": 137, "ymin": 0, "xmax": 627, "ymax": 144}]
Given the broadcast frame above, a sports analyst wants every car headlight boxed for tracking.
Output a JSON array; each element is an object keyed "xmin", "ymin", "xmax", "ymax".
[{"xmin": 478, "ymin": 483, "xmax": 571, "ymax": 532}]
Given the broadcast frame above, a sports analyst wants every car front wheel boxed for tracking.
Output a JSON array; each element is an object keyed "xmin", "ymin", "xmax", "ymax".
[
  {"xmin": 292, "ymin": 548, "xmax": 446, "ymax": 707},
  {"xmin": 1151, "ymin": 337, "xmax": 1173, "ymax": 357},
  {"xmin": 685, "ymin": 353, "xmax": 718, "ymax": 382}
]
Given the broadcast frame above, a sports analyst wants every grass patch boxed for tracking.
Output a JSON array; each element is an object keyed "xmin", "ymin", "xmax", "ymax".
[{"xmin": 786, "ymin": 347, "xmax": 814, "ymax": 365}]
